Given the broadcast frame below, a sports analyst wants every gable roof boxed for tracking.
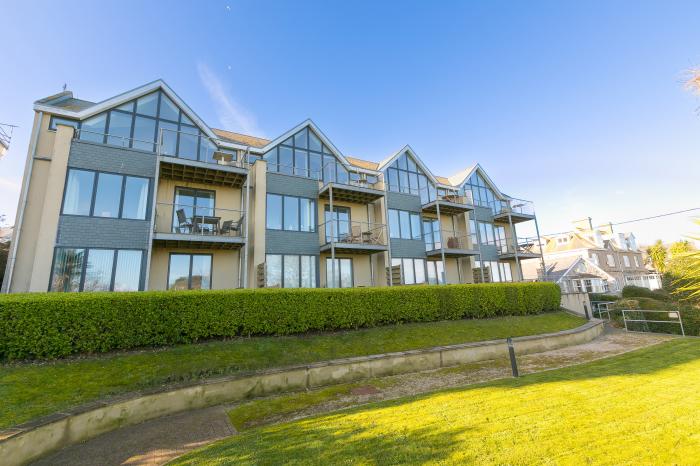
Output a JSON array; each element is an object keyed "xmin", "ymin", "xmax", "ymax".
[
  {"xmin": 377, "ymin": 145, "xmax": 442, "ymax": 186},
  {"xmin": 33, "ymin": 79, "xmax": 249, "ymax": 150},
  {"xmin": 346, "ymin": 156, "xmax": 379, "ymax": 171},
  {"xmin": 446, "ymin": 163, "xmax": 506, "ymax": 199},
  {"xmin": 212, "ymin": 128, "xmax": 269, "ymax": 148}
]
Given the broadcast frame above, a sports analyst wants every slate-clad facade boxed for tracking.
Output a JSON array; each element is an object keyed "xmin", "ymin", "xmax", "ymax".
[{"xmin": 2, "ymin": 80, "xmax": 543, "ymax": 293}]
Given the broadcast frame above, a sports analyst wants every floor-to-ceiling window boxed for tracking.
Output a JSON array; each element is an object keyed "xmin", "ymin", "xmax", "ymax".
[
  {"xmin": 172, "ymin": 188, "xmax": 215, "ymax": 233},
  {"xmin": 50, "ymin": 248, "xmax": 143, "ymax": 292},
  {"xmin": 76, "ymin": 91, "xmax": 220, "ymax": 162},
  {"xmin": 324, "ymin": 205, "xmax": 350, "ymax": 242},
  {"xmin": 167, "ymin": 253, "xmax": 212, "ymax": 290},
  {"xmin": 326, "ymin": 257, "xmax": 353, "ymax": 288}
]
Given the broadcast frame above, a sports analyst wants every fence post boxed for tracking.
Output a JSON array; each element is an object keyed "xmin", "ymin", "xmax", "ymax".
[
  {"xmin": 507, "ymin": 337, "xmax": 519, "ymax": 377},
  {"xmin": 583, "ymin": 302, "xmax": 590, "ymax": 320}
]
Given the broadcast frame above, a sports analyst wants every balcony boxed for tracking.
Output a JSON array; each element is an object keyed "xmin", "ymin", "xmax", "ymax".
[
  {"xmin": 498, "ymin": 236, "xmax": 541, "ymax": 260},
  {"xmin": 424, "ymin": 230, "xmax": 480, "ymax": 258},
  {"xmin": 157, "ymin": 129, "xmax": 249, "ymax": 188},
  {"xmin": 318, "ymin": 164, "xmax": 384, "ymax": 204},
  {"xmin": 319, "ymin": 220, "xmax": 388, "ymax": 254},
  {"xmin": 422, "ymin": 188, "xmax": 474, "ymax": 215},
  {"xmin": 493, "ymin": 199, "xmax": 536, "ymax": 224},
  {"xmin": 153, "ymin": 203, "xmax": 245, "ymax": 250}
]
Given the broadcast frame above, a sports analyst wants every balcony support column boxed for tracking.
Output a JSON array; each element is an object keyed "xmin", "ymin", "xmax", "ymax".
[
  {"xmin": 330, "ymin": 184, "xmax": 336, "ymax": 288},
  {"xmin": 507, "ymin": 210, "xmax": 521, "ymax": 281},
  {"xmin": 144, "ymin": 158, "xmax": 161, "ymax": 290},
  {"xmin": 436, "ymin": 201, "xmax": 446, "ymax": 284},
  {"xmin": 533, "ymin": 214, "xmax": 546, "ymax": 281},
  {"xmin": 241, "ymin": 148, "xmax": 250, "ymax": 288}
]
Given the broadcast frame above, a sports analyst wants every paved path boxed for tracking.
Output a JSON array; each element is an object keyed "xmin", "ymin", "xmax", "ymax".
[{"xmin": 32, "ymin": 326, "xmax": 673, "ymax": 466}]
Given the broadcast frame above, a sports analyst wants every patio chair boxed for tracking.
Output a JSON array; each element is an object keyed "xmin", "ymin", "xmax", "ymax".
[
  {"xmin": 227, "ymin": 214, "xmax": 245, "ymax": 237},
  {"xmin": 349, "ymin": 225, "xmax": 362, "ymax": 243},
  {"xmin": 175, "ymin": 209, "xmax": 192, "ymax": 233}
]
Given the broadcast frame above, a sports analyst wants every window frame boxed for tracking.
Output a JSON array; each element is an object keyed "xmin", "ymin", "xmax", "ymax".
[
  {"xmin": 166, "ymin": 252, "xmax": 213, "ymax": 290},
  {"xmin": 267, "ymin": 254, "xmax": 319, "ymax": 288},
  {"xmin": 266, "ymin": 193, "xmax": 317, "ymax": 232},
  {"xmin": 60, "ymin": 168, "xmax": 151, "ymax": 221},
  {"xmin": 49, "ymin": 247, "xmax": 145, "ymax": 292}
]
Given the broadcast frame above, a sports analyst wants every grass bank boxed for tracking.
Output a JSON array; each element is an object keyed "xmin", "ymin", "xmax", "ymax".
[
  {"xmin": 173, "ymin": 338, "xmax": 700, "ymax": 465},
  {"xmin": 0, "ymin": 311, "xmax": 582, "ymax": 429}
]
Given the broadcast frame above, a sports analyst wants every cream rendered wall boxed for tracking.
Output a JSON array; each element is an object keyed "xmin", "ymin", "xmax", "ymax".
[
  {"xmin": 28, "ymin": 125, "xmax": 74, "ymax": 291},
  {"xmin": 248, "ymin": 160, "xmax": 266, "ymax": 288},
  {"xmin": 149, "ymin": 248, "xmax": 240, "ymax": 290}
]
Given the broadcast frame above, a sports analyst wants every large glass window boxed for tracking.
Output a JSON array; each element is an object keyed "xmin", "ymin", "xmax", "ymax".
[
  {"xmin": 113, "ymin": 250, "xmax": 142, "ymax": 291},
  {"xmin": 266, "ymin": 254, "xmax": 317, "ymax": 288},
  {"xmin": 266, "ymin": 194, "xmax": 283, "ymax": 230},
  {"xmin": 75, "ymin": 91, "xmax": 218, "ymax": 161},
  {"xmin": 63, "ymin": 169, "xmax": 95, "ymax": 216},
  {"xmin": 465, "ymin": 172, "xmax": 503, "ymax": 213},
  {"xmin": 50, "ymin": 248, "xmax": 143, "ymax": 292},
  {"xmin": 385, "ymin": 151, "xmax": 431, "ymax": 197},
  {"xmin": 62, "ymin": 169, "xmax": 150, "ymax": 220},
  {"xmin": 426, "ymin": 260, "xmax": 445, "ymax": 285},
  {"xmin": 326, "ymin": 257, "xmax": 352, "ymax": 288},
  {"xmin": 324, "ymin": 206, "xmax": 350, "ymax": 242},
  {"xmin": 393, "ymin": 258, "xmax": 428, "ymax": 285},
  {"xmin": 122, "ymin": 176, "xmax": 149, "ymax": 220},
  {"xmin": 388, "ymin": 209, "xmax": 422, "ymax": 240},
  {"xmin": 173, "ymin": 188, "xmax": 215, "ymax": 232},
  {"xmin": 93, "ymin": 173, "xmax": 122, "ymax": 218},
  {"xmin": 107, "ymin": 110, "xmax": 132, "ymax": 146},
  {"xmin": 284, "ymin": 196, "xmax": 299, "ymax": 231},
  {"xmin": 266, "ymin": 194, "xmax": 316, "ymax": 232},
  {"xmin": 168, "ymin": 253, "xmax": 212, "ymax": 290},
  {"xmin": 50, "ymin": 248, "xmax": 85, "ymax": 292},
  {"xmin": 266, "ymin": 127, "xmax": 349, "ymax": 182},
  {"xmin": 83, "ymin": 249, "xmax": 114, "ymax": 291},
  {"xmin": 79, "ymin": 114, "xmax": 107, "ymax": 143}
]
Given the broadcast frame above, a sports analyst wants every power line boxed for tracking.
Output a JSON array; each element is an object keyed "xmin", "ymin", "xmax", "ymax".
[{"xmin": 542, "ymin": 207, "xmax": 700, "ymax": 237}]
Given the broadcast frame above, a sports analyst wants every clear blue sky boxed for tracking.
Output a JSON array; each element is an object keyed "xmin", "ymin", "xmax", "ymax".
[{"xmin": 2, "ymin": 0, "xmax": 699, "ymax": 245}]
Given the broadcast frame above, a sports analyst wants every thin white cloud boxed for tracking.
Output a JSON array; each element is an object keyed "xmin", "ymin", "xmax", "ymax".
[
  {"xmin": 197, "ymin": 63, "xmax": 265, "ymax": 137},
  {"xmin": 0, "ymin": 177, "xmax": 20, "ymax": 193}
]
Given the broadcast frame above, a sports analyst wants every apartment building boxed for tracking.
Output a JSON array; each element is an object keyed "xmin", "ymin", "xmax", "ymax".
[
  {"xmin": 2, "ymin": 80, "xmax": 543, "ymax": 293},
  {"xmin": 524, "ymin": 217, "xmax": 661, "ymax": 292}
]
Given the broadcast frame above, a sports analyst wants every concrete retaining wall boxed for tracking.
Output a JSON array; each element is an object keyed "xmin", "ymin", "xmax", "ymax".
[{"xmin": 0, "ymin": 320, "xmax": 603, "ymax": 465}]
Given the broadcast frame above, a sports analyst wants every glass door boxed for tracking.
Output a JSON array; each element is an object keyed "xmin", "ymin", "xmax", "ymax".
[{"xmin": 324, "ymin": 205, "xmax": 350, "ymax": 242}]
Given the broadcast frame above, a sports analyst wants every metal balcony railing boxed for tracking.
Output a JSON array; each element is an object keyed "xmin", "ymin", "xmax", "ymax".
[
  {"xmin": 320, "ymin": 220, "xmax": 387, "ymax": 246},
  {"xmin": 424, "ymin": 230, "xmax": 471, "ymax": 251},
  {"xmin": 321, "ymin": 161, "xmax": 382, "ymax": 190},
  {"xmin": 499, "ymin": 236, "xmax": 540, "ymax": 255},
  {"xmin": 157, "ymin": 128, "xmax": 247, "ymax": 168},
  {"xmin": 494, "ymin": 199, "xmax": 535, "ymax": 217},
  {"xmin": 155, "ymin": 203, "xmax": 246, "ymax": 238}
]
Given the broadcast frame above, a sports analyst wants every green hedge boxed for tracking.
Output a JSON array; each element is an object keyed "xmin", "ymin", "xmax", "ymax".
[
  {"xmin": 621, "ymin": 285, "xmax": 670, "ymax": 301},
  {"xmin": 0, "ymin": 282, "xmax": 560, "ymax": 360}
]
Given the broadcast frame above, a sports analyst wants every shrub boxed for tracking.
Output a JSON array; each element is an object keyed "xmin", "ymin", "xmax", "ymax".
[
  {"xmin": 0, "ymin": 282, "xmax": 561, "ymax": 360},
  {"xmin": 622, "ymin": 286, "xmax": 669, "ymax": 301},
  {"xmin": 589, "ymin": 293, "xmax": 620, "ymax": 302}
]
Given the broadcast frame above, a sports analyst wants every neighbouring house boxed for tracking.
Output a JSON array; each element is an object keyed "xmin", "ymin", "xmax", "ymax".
[
  {"xmin": 521, "ymin": 254, "xmax": 613, "ymax": 294},
  {"xmin": 524, "ymin": 217, "xmax": 661, "ymax": 292},
  {"xmin": 2, "ymin": 80, "xmax": 543, "ymax": 293}
]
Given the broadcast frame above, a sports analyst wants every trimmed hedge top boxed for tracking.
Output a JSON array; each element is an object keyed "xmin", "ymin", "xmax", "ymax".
[{"xmin": 0, "ymin": 282, "xmax": 560, "ymax": 360}]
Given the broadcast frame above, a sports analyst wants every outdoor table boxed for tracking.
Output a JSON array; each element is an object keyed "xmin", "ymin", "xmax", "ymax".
[{"xmin": 193, "ymin": 215, "xmax": 221, "ymax": 234}]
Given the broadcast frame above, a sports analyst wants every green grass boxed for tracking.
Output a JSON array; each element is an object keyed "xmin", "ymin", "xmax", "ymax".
[
  {"xmin": 171, "ymin": 339, "xmax": 700, "ymax": 465},
  {"xmin": 0, "ymin": 311, "xmax": 581, "ymax": 430}
]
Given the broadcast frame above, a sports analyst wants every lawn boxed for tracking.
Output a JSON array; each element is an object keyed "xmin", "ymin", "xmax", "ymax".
[
  {"xmin": 0, "ymin": 311, "xmax": 582, "ymax": 429},
  {"xmin": 171, "ymin": 338, "xmax": 700, "ymax": 465}
]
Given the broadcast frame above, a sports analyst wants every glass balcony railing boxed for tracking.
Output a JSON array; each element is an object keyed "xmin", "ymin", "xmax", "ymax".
[
  {"xmin": 320, "ymin": 220, "xmax": 387, "ymax": 247},
  {"xmin": 493, "ymin": 199, "xmax": 535, "ymax": 217},
  {"xmin": 75, "ymin": 127, "xmax": 248, "ymax": 169},
  {"xmin": 498, "ymin": 236, "xmax": 540, "ymax": 255},
  {"xmin": 154, "ymin": 203, "xmax": 246, "ymax": 238},
  {"xmin": 424, "ymin": 230, "xmax": 471, "ymax": 251},
  {"xmin": 157, "ymin": 128, "xmax": 246, "ymax": 168}
]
